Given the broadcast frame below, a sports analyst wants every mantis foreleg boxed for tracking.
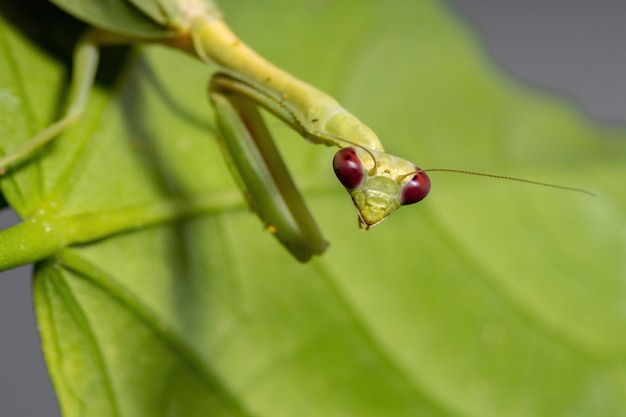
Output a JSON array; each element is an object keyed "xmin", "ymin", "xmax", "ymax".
[{"xmin": 209, "ymin": 72, "xmax": 328, "ymax": 261}]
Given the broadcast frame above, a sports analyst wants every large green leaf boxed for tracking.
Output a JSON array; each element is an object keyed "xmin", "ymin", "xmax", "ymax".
[
  {"xmin": 49, "ymin": 0, "xmax": 172, "ymax": 38},
  {"xmin": 1, "ymin": 0, "xmax": 626, "ymax": 416}
]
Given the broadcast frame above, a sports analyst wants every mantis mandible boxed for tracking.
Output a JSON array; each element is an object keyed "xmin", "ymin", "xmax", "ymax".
[{"xmin": 0, "ymin": 0, "xmax": 591, "ymax": 262}]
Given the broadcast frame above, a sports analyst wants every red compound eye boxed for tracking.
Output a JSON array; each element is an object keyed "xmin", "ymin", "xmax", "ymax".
[
  {"xmin": 333, "ymin": 147, "xmax": 364, "ymax": 190},
  {"xmin": 400, "ymin": 169, "xmax": 431, "ymax": 205}
]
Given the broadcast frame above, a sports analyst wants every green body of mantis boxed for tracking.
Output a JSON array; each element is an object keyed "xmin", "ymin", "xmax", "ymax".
[{"xmin": 0, "ymin": 0, "xmax": 432, "ymax": 261}]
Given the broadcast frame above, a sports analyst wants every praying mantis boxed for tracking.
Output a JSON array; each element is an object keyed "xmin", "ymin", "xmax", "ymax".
[{"xmin": 0, "ymin": 0, "xmax": 590, "ymax": 262}]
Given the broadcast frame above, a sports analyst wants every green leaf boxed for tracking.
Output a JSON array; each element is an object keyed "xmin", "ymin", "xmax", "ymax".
[
  {"xmin": 49, "ymin": 0, "xmax": 171, "ymax": 38},
  {"xmin": 2, "ymin": 0, "xmax": 626, "ymax": 416}
]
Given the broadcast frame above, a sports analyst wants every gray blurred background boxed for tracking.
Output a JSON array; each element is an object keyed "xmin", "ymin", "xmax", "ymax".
[{"xmin": 1, "ymin": 1, "xmax": 626, "ymax": 415}]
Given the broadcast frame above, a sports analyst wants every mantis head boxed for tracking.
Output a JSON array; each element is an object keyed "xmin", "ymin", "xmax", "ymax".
[{"xmin": 333, "ymin": 147, "xmax": 431, "ymax": 229}]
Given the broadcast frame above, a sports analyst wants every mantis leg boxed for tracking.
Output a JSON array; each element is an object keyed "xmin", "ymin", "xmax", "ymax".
[
  {"xmin": 0, "ymin": 30, "xmax": 106, "ymax": 173},
  {"xmin": 209, "ymin": 72, "xmax": 328, "ymax": 262}
]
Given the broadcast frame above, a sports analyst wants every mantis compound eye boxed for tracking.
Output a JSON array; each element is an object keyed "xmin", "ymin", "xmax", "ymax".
[
  {"xmin": 400, "ymin": 169, "xmax": 431, "ymax": 205},
  {"xmin": 333, "ymin": 147, "xmax": 364, "ymax": 189}
]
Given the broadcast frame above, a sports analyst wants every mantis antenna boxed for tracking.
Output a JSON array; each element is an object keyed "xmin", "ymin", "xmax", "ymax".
[{"xmin": 419, "ymin": 168, "xmax": 596, "ymax": 197}]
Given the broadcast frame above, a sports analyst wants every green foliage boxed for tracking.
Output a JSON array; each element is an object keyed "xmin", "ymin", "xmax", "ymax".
[
  {"xmin": 50, "ymin": 0, "xmax": 172, "ymax": 38},
  {"xmin": 1, "ymin": 0, "xmax": 626, "ymax": 416}
]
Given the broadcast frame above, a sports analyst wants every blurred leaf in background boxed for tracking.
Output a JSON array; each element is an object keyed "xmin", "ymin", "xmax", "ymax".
[{"xmin": 0, "ymin": 0, "xmax": 625, "ymax": 416}]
